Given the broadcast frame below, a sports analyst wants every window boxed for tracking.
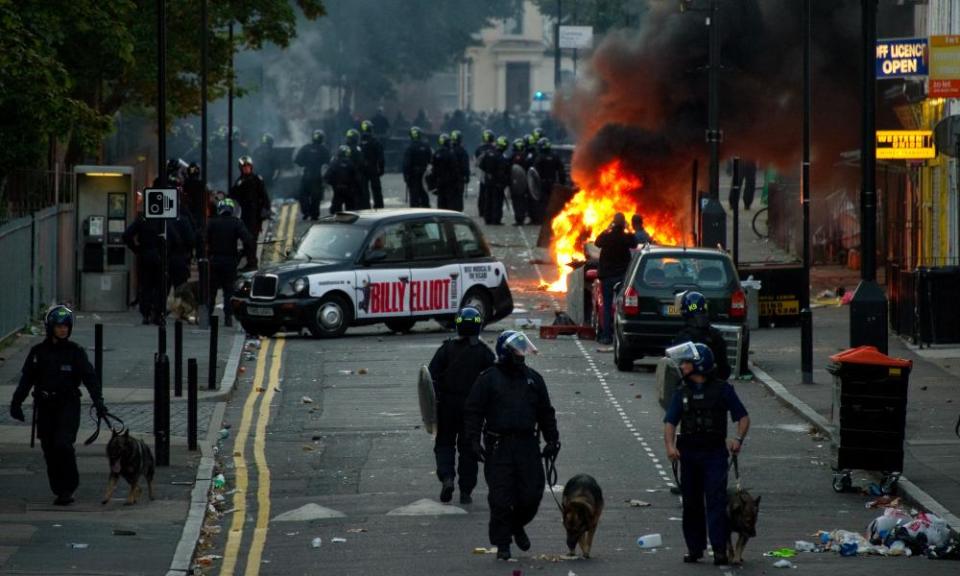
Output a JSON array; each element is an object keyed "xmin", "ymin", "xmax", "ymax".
[
  {"xmin": 638, "ymin": 255, "xmax": 732, "ymax": 289},
  {"xmin": 502, "ymin": 6, "xmax": 524, "ymax": 35},
  {"xmin": 452, "ymin": 221, "xmax": 489, "ymax": 258},
  {"xmin": 365, "ymin": 223, "xmax": 407, "ymax": 263},
  {"xmin": 295, "ymin": 223, "xmax": 368, "ymax": 261},
  {"xmin": 408, "ymin": 220, "xmax": 455, "ymax": 260}
]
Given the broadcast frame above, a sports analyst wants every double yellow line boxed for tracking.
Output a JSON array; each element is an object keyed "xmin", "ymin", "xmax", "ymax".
[
  {"xmin": 271, "ymin": 203, "xmax": 300, "ymax": 263},
  {"xmin": 220, "ymin": 337, "xmax": 285, "ymax": 576}
]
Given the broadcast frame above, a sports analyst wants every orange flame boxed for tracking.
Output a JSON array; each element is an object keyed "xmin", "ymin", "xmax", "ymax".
[{"xmin": 545, "ymin": 160, "xmax": 683, "ymax": 292}]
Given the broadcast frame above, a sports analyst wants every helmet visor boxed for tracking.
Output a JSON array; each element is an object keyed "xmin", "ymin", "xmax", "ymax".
[
  {"xmin": 665, "ymin": 341, "xmax": 701, "ymax": 363},
  {"xmin": 503, "ymin": 331, "xmax": 538, "ymax": 357}
]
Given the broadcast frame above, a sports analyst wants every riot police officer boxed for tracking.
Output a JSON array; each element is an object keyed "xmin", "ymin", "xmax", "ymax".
[
  {"xmin": 183, "ymin": 163, "xmax": 209, "ymax": 227},
  {"xmin": 207, "ymin": 199, "xmax": 257, "ymax": 327},
  {"xmin": 295, "ymin": 130, "xmax": 331, "ymax": 220},
  {"xmin": 428, "ymin": 307, "xmax": 495, "ymax": 505},
  {"xmin": 673, "ymin": 291, "xmax": 731, "ymax": 380},
  {"xmin": 478, "ymin": 136, "xmax": 510, "ymax": 225},
  {"xmin": 123, "ymin": 211, "xmax": 164, "ymax": 324},
  {"xmin": 465, "ymin": 330, "xmax": 560, "ymax": 561},
  {"xmin": 360, "ymin": 120, "xmax": 386, "ymax": 209},
  {"xmin": 431, "ymin": 133, "xmax": 460, "ymax": 210},
  {"xmin": 663, "ymin": 342, "xmax": 750, "ymax": 566},
  {"xmin": 252, "ymin": 133, "xmax": 279, "ymax": 190},
  {"xmin": 449, "ymin": 130, "xmax": 470, "ymax": 212},
  {"xmin": 402, "ymin": 126, "xmax": 433, "ymax": 208},
  {"xmin": 325, "ymin": 145, "xmax": 362, "ymax": 213},
  {"xmin": 474, "ymin": 129, "xmax": 496, "ymax": 216},
  {"xmin": 343, "ymin": 128, "xmax": 368, "ymax": 209},
  {"xmin": 9, "ymin": 306, "xmax": 108, "ymax": 505},
  {"xmin": 510, "ymin": 138, "xmax": 531, "ymax": 225},
  {"xmin": 531, "ymin": 137, "xmax": 567, "ymax": 225},
  {"xmin": 229, "ymin": 156, "xmax": 271, "ymax": 241}
]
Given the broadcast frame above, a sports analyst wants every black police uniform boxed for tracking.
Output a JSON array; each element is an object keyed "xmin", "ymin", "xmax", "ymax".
[
  {"xmin": 474, "ymin": 142, "xmax": 495, "ymax": 216},
  {"xmin": 12, "ymin": 338, "xmax": 105, "ymax": 500},
  {"xmin": 479, "ymin": 150, "xmax": 510, "ymax": 225},
  {"xmin": 531, "ymin": 150, "xmax": 567, "ymax": 224},
  {"xmin": 429, "ymin": 337, "xmax": 495, "ymax": 495},
  {"xmin": 324, "ymin": 156, "xmax": 362, "ymax": 213},
  {"xmin": 295, "ymin": 141, "xmax": 332, "ymax": 219},
  {"xmin": 464, "ymin": 362, "xmax": 559, "ymax": 549},
  {"xmin": 432, "ymin": 145, "xmax": 461, "ymax": 211},
  {"xmin": 452, "ymin": 142, "xmax": 471, "ymax": 212},
  {"xmin": 167, "ymin": 214, "xmax": 196, "ymax": 291},
  {"xmin": 207, "ymin": 213, "xmax": 256, "ymax": 325},
  {"xmin": 360, "ymin": 133, "xmax": 386, "ymax": 209},
  {"xmin": 674, "ymin": 324, "xmax": 732, "ymax": 381},
  {"xmin": 182, "ymin": 174, "xmax": 208, "ymax": 227},
  {"xmin": 122, "ymin": 216, "xmax": 164, "ymax": 323},
  {"xmin": 403, "ymin": 140, "xmax": 433, "ymax": 208},
  {"xmin": 230, "ymin": 173, "xmax": 270, "ymax": 241},
  {"xmin": 509, "ymin": 149, "xmax": 531, "ymax": 225},
  {"xmin": 664, "ymin": 378, "xmax": 748, "ymax": 560}
]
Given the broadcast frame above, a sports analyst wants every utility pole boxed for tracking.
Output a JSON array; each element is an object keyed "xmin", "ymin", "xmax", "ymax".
[
  {"xmin": 800, "ymin": 0, "xmax": 813, "ymax": 382},
  {"xmin": 555, "ymin": 0, "xmax": 563, "ymax": 89},
  {"xmin": 154, "ymin": 0, "xmax": 170, "ymax": 468},
  {"xmin": 699, "ymin": 0, "xmax": 727, "ymax": 248},
  {"xmin": 198, "ymin": 0, "xmax": 209, "ymax": 329},
  {"xmin": 227, "ymin": 21, "xmax": 235, "ymax": 189},
  {"xmin": 849, "ymin": 0, "xmax": 888, "ymax": 352}
]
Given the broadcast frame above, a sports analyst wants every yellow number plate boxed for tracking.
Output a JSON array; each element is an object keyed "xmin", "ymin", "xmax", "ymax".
[
  {"xmin": 759, "ymin": 299, "xmax": 799, "ymax": 316},
  {"xmin": 663, "ymin": 304, "xmax": 680, "ymax": 316}
]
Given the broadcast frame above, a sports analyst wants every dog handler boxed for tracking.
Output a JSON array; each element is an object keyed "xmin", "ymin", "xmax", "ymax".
[
  {"xmin": 9, "ymin": 306, "xmax": 109, "ymax": 505},
  {"xmin": 428, "ymin": 306, "xmax": 495, "ymax": 505},
  {"xmin": 465, "ymin": 330, "xmax": 560, "ymax": 561},
  {"xmin": 663, "ymin": 342, "xmax": 749, "ymax": 566}
]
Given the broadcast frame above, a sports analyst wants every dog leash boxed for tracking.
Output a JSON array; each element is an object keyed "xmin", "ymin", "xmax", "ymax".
[
  {"xmin": 542, "ymin": 453, "xmax": 565, "ymax": 514},
  {"xmin": 84, "ymin": 407, "xmax": 126, "ymax": 446},
  {"xmin": 729, "ymin": 453, "xmax": 742, "ymax": 491}
]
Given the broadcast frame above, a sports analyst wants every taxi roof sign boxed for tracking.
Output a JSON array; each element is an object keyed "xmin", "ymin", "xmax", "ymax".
[{"xmin": 875, "ymin": 130, "xmax": 935, "ymax": 160}]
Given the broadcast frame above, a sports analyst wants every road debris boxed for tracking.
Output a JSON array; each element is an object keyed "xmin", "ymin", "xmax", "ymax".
[
  {"xmin": 626, "ymin": 499, "xmax": 651, "ymax": 507},
  {"xmin": 301, "ymin": 396, "xmax": 313, "ymax": 404}
]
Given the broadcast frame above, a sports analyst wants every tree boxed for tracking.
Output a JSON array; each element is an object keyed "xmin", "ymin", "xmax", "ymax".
[{"xmin": 531, "ymin": 0, "xmax": 648, "ymax": 34}]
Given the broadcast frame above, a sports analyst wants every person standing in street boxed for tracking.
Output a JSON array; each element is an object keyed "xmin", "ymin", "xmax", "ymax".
[
  {"xmin": 123, "ymin": 208, "xmax": 165, "ymax": 325},
  {"xmin": 663, "ymin": 342, "xmax": 750, "ymax": 566},
  {"xmin": 531, "ymin": 137, "xmax": 567, "ymax": 225},
  {"xmin": 402, "ymin": 126, "xmax": 433, "ymax": 208},
  {"xmin": 673, "ymin": 291, "xmax": 731, "ymax": 381},
  {"xmin": 478, "ymin": 136, "xmax": 510, "ymax": 225},
  {"xmin": 229, "ymin": 156, "xmax": 271, "ymax": 242},
  {"xmin": 295, "ymin": 130, "xmax": 331, "ymax": 220},
  {"xmin": 428, "ymin": 307, "xmax": 495, "ymax": 505},
  {"xmin": 207, "ymin": 199, "xmax": 257, "ymax": 327},
  {"xmin": 594, "ymin": 213, "xmax": 639, "ymax": 345},
  {"xmin": 474, "ymin": 129, "xmax": 496, "ymax": 217},
  {"xmin": 9, "ymin": 306, "xmax": 109, "ymax": 505},
  {"xmin": 631, "ymin": 213, "xmax": 653, "ymax": 245},
  {"xmin": 431, "ymin": 133, "xmax": 460, "ymax": 210},
  {"xmin": 360, "ymin": 120, "xmax": 386, "ymax": 209},
  {"xmin": 465, "ymin": 330, "xmax": 560, "ymax": 561},
  {"xmin": 252, "ymin": 133, "xmax": 279, "ymax": 191},
  {"xmin": 509, "ymin": 138, "xmax": 530, "ymax": 225},
  {"xmin": 344, "ymin": 129, "xmax": 369, "ymax": 209},
  {"xmin": 450, "ymin": 130, "xmax": 470, "ymax": 212},
  {"xmin": 325, "ymin": 145, "xmax": 363, "ymax": 213}
]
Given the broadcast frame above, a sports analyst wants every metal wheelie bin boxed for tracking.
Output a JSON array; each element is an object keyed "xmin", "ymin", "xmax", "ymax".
[{"xmin": 827, "ymin": 346, "xmax": 912, "ymax": 493}]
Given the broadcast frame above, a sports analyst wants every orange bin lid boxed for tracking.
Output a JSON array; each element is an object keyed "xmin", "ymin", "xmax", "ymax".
[{"xmin": 829, "ymin": 346, "xmax": 912, "ymax": 368}]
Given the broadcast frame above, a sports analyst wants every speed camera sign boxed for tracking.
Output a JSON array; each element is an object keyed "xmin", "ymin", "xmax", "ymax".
[{"xmin": 144, "ymin": 188, "xmax": 178, "ymax": 219}]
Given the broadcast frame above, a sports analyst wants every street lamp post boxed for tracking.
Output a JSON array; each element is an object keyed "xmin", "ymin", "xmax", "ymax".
[
  {"xmin": 849, "ymin": 0, "xmax": 888, "ymax": 353},
  {"xmin": 555, "ymin": 0, "xmax": 562, "ymax": 89},
  {"xmin": 198, "ymin": 0, "xmax": 209, "ymax": 329},
  {"xmin": 698, "ymin": 0, "xmax": 727, "ymax": 248},
  {"xmin": 800, "ymin": 0, "xmax": 813, "ymax": 383}
]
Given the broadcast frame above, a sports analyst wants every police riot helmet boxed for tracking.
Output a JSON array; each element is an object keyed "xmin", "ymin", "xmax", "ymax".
[
  {"xmin": 217, "ymin": 198, "xmax": 237, "ymax": 216},
  {"xmin": 360, "ymin": 120, "xmax": 374, "ymax": 133},
  {"xmin": 312, "ymin": 129, "xmax": 326, "ymax": 144},
  {"xmin": 450, "ymin": 130, "xmax": 462, "ymax": 144},
  {"xmin": 261, "ymin": 132, "xmax": 274, "ymax": 145},
  {"xmin": 512, "ymin": 138, "xmax": 525, "ymax": 151},
  {"xmin": 410, "ymin": 126, "xmax": 422, "ymax": 141},
  {"xmin": 526, "ymin": 133, "xmax": 537, "ymax": 147},
  {"xmin": 345, "ymin": 128, "xmax": 360, "ymax": 145},
  {"xmin": 532, "ymin": 127, "xmax": 544, "ymax": 140},
  {"xmin": 455, "ymin": 306, "xmax": 483, "ymax": 337},
  {"xmin": 680, "ymin": 291, "xmax": 708, "ymax": 319},
  {"xmin": 337, "ymin": 144, "xmax": 352, "ymax": 158},
  {"xmin": 238, "ymin": 155, "xmax": 254, "ymax": 170},
  {"xmin": 495, "ymin": 136, "xmax": 509, "ymax": 150},
  {"xmin": 438, "ymin": 133, "xmax": 450, "ymax": 147},
  {"xmin": 45, "ymin": 305, "xmax": 74, "ymax": 338},
  {"xmin": 187, "ymin": 162, "xmax": 200, "ymax": 178},
  {"xmin": 537, "ymin": 137, "xmax": 551, "ymax": 151},
  {"xmin": 666, "ymin": 341, "xmax": 715, "ymax": 376},
  {"xmin": 495, "ymin": 330, "xmax": 538, "ymax": 365},
  {"xmin": 482, "ymin": 129, "xmax": 495, "ymax": 143}
]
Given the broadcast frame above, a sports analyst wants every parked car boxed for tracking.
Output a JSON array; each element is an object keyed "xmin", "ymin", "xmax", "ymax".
[
  {"xmin": 612, "ymin": 245, "xmax": 747, "ymax": 371},
  {"xmin": 231, "ymin": 209, "xmax": 514, "ymax": 337}
]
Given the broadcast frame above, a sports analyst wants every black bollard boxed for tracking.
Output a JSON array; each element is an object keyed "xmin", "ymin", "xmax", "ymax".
[
  {"xmin": 155, "ymin": 353, "xmax": 170, "ymax": 467},
  {"xmin": 208, "ymin": 315, "xmax": 219, "ymax": 390},
  {"xmin": 174, "ymin": 320, "xmax": 183, "ymax": 397},
  {"xmin": 187, "ymin": 358, "xmax": 198, "ymax": 451},
  {"xmin": 94, "ymin": 323, "xmax": 103, "ymax": 388}
]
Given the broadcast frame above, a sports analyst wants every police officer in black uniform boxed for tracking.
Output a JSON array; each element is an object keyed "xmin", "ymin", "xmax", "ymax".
[
  {"xmin": 531, "ymin": 137, "xmax": 567, "ymax": 225},
  {"xmin": 428, "ymin": 307, "xmax": 495, "ymax": 505},
  {"xmin": 229, "ymin": 156, "xmax": 271, "ymax": 242},
  {"xmin": 123, "ymin": 210, "xmax": 165, "ymax": 324},
  {"xmin": 325, "ymin": 145, "xmax": 362, "ymax": 213},
  {"xmin": 166, "ymin": 210, "xmax": 196, "ymax": 296},
  {"xmin": 359, "ymin": 120, "xmax": 386, "ymax": 209},
  {"xmin": 450, "ymin": 130, "xmax": 470, "ymax": 212},
  {"xmin": 295, "ymin": 130, "xmax": 331, "ymax": 220},
  {"xmin": 343, "ymin": 129, "xmax": 368, "ymax": 209},
  {"xmin": 465, "ymin": 330, "xmax": 560, "ymax": 561},
  {"xmin": 673, "ymin": 291, "xmax": 731, "ymax": 380},
  {"xmin": 207, "ymin": 199, "xmax": 257, "ymax": 327},
  {"xmin": 509, "ymin": 138, "xmax": 531, "ymax": 225},
  {"xmin": 663, "ymin": 342, "xmax": 750, "ymax": 566},
  {"xmin": 252, "ymin": 133, "xmax": 279, "ymax": 190},
  {"xmin": 9, "ymin": 306, "xmax": 108, "ymax": 505},
  {"xmin": 431, "ymin": 133, "xmax": 460, "ymax": 210},
  {"xmin": 402, "ymin": 126, "xmax": 433, "ymax": 208},
  {"xmin": 479, "ymin": 136, "xmax": 510, "ymax": 225},
  {"xmin": 183, "ymin": 163, "xmax": 208, "ymax": 227},
  {"xmin": 474, "ymin": 129, "xmax": 496, "ymax": 217}
]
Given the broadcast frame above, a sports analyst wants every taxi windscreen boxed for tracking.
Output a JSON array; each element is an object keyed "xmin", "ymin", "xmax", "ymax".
[{"xmin": 294, "ymin": 223, "xmax": 368, "ymax": 261}]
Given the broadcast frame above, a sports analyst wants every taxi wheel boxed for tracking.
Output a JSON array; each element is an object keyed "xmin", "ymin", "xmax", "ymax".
[
  {"xmin": 308, "ymin": 294, "xmax": 352, "ymax": 338},
  {"xmin": 460, "ymin": 289, "xmax": 492, "ymax": 325},
  {"xmin": 385, "ymin": 319, "xmax": 417, "ymax": 333}
]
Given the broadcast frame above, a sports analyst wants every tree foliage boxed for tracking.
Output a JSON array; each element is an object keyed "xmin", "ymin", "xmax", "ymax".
[{"xmin": 532, "ymin": 0, "xmax": 648, "ymax": 35}]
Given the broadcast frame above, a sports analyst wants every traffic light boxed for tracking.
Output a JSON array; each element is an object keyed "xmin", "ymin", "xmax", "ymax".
[{"xmin": 534, "ymin": 91, "xmax": 546, "ymax": 101}]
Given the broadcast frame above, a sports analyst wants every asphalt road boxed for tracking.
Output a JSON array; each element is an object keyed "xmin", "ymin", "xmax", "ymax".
[{"xmin": 203, "ymin": 178, "xmax": 959, "ymax": 576}]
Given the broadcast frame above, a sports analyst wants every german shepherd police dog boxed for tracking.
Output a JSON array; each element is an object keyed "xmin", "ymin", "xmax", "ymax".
[
  {"xmin": 102, "ymin": 429, "xmax": 156, "ymax": 506},
  {"xmin": 167, "ymin": 281, "xmax": 200, "ymax": 324},
  {"xmin": 727, "ymin": 489, "xmax": 761, "ymax": 564},
  {"xmin": 562, "ymin": 474, "xmax": 604, "ymax": 558}
]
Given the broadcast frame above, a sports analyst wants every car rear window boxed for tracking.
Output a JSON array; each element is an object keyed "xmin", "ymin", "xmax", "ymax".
[{"xmin": 637, "ymin": 254, "xmax": 733, "ymax": 289}]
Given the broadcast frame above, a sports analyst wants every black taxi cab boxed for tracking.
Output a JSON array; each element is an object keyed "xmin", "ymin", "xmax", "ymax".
[{"xmin": 231, "ymin": 209, "xmax": 513, "ymax": 337}]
